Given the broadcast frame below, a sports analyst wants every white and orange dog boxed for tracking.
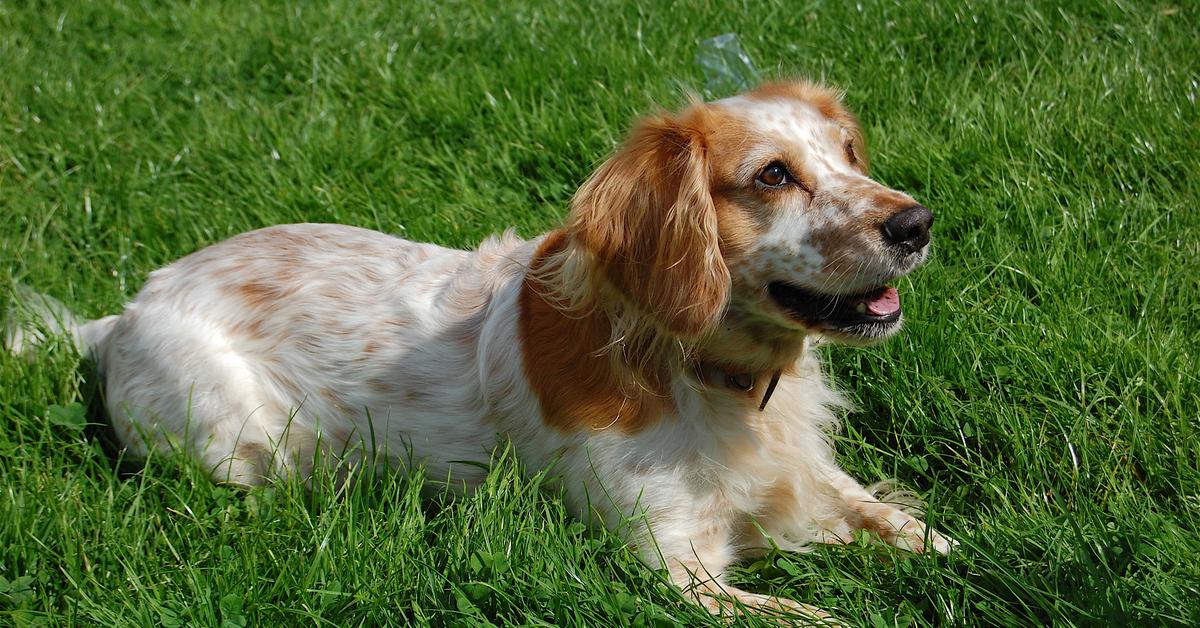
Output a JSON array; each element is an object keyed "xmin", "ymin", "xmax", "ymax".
[{"xmin": 13, "ymin": 81, "xmax": 952, "ymax": 618}]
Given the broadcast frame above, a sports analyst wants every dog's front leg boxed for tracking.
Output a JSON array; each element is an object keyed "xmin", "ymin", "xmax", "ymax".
[
  {"xmin": 634, "ymin": 503, "xmax": 837, "ymax": 622},
  {"xmin": 816, "ymin": 471, "xmax": 957, "ymax": 555}
]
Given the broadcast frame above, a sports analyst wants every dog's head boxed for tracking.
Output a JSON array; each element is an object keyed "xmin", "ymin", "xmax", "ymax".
[{"xmin": 565, "ymin": 80, "xmax": 932, "ymax": 357}]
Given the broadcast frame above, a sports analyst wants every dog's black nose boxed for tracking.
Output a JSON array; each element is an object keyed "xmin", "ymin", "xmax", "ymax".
[{"xmin": 880, "ymin": 205, "xmax": 934, "ymax": 254}]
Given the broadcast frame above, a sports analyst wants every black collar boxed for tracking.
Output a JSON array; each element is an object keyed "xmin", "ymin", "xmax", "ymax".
[{"xmin": 696, "ymin": 363, "xmax": 783, "ymax": 411}]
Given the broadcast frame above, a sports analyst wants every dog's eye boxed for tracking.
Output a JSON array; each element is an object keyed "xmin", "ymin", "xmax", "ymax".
[
  {"xmin": 757, "ymin": 162, "xmax": 791, "ymax": 188},
  {"xmin": 845, "ymin": 141, "xmax": 858, "ymax": 166}
]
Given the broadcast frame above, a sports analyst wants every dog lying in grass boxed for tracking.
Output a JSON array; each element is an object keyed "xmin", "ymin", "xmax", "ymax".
[{"xmin": 8, "ymin": 80, "xmax": 952, "ymax": 620}]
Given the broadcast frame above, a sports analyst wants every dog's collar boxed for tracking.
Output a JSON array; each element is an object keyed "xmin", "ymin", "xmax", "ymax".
[{"xmin": 695, "ymin": 362, "xmax": 782, "ymax": 411}]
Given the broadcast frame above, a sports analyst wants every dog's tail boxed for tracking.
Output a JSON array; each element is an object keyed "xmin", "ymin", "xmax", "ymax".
[{"xmin": 4, "ymin": 284, "xmax": 117, "ymax": 359}]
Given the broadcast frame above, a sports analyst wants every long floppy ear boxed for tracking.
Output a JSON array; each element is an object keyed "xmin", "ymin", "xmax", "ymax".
[{"xmin": 566, "ymin": 106, "xmax": 729, "ymax": 340}]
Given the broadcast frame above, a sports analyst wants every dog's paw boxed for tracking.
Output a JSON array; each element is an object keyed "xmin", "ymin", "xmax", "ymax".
[
  {"xmin": 926, "ymin": 527, "xmax": 959, "ymax": 555},
  {"xmin": 894, "ymin": 525, "xmax": 958, "ymax": 555},
  {"xmin": 891, "ymin": 520, "xmax": 958, "ymax": 555}
]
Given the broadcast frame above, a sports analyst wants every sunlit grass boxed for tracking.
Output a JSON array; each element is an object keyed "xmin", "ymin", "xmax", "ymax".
[{"xmin": 2, "ymin": 1, "xmax": 1197, "ymax": 624}]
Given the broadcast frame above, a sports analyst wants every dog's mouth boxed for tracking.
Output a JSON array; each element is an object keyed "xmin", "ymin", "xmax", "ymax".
[{"xmin": 767, "ymin": 281, "xmax": 903, "ymax": 339}]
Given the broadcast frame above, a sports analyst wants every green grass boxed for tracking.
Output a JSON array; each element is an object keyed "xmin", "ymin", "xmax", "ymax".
[{"xmin": 2, "ymin": 0, "xmax": 1198, "ymax": 625}]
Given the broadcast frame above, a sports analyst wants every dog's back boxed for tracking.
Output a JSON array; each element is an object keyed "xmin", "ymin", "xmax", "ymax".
[{"xmin": 83, "ymin": 223, "xmax": 534, "ymax": 485}]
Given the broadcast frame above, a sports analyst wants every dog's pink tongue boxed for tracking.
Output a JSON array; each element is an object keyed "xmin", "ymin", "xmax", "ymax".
[{"xmin": 865, "ymin": 287, "xmax": 901, "ymax": 316}]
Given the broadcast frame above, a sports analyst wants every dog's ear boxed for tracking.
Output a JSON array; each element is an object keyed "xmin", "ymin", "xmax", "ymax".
[{"xmin": 567, "ymin": 106, "xmax": 729, "ymax": 340}]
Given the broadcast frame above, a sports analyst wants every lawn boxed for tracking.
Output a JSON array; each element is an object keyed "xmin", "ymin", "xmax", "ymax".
[{"xmin": 1, "ymin": 0, "xmax": 1197, "ymax": 625}]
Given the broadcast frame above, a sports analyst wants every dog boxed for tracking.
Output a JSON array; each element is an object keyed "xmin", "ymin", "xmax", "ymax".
[{"xmin": 9, "ymin": 80, "xmax": 952, "ymax": 620}]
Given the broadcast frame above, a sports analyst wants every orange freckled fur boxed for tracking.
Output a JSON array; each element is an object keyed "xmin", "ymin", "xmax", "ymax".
[
  {"xmin": 237, "ymin": 280, "xmax": 296, "ymax": 311},
  {"xmin": 746, "ymin": 80, "xmax": 869, "ymax": 173}
]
